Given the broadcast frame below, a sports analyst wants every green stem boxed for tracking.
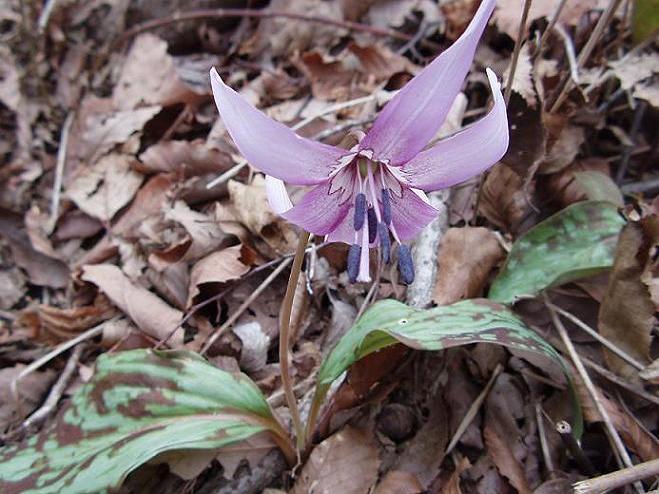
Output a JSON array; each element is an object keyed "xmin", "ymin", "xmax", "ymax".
[{"xmin": 279, "ymin": 230, "xmax": 310, "ymax": 453}]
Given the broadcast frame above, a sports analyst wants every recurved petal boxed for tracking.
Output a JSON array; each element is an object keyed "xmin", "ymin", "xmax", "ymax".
[
  {"xmin": 359, "ymin": 0, "xmax": 496, "ymax": 166},
  {"xmin": 391, "ymin": 188, "xmax": 439, "ymax": 241},
  {"xmin": 282, "ymin": 181, "xmax": 352, "ymax": 236},
  {"xmin": 210, "ymin": 68, "xmax": 344, "ymax": 185},
  {"xmin": 402, "ymin": 68, "xmax": 508, "ymax": 191},
  {"xmin": 265, "ymin": 175, "xmax": 293, "ymax": 214}
]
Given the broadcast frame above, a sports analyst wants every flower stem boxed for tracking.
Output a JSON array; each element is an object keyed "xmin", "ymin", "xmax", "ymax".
[{"xmin": 279, "ymin": 230, "xmax": 310, "ymax": 452}]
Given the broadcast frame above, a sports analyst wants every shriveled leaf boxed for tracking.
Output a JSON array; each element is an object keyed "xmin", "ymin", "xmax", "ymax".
[
  {"xmin": 82, "ymin": 264, "xmax": 185, "ymax": 346},
  {"xmin": 292, "ymin": 426, "xmax": 380, "ymax": 494},
  {"xmin": 0, "ymin": 350, "xmax": 285, "ymax": 494},
  {"xmin": 187, "ymin": 245, "xmax": 251, "ymax": 307},
  {"xmin": 315, "ymin": 299, "xmax": 577, "ymax": 431},
  {"xmin": 488, "ymin": 201, "xmax": 626, "ymax": 303}
]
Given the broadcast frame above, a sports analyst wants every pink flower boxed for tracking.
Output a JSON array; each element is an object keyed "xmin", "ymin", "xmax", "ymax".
[{"xmin": 210, "ymin": 0, "xmax": 508, "ymax": 284}]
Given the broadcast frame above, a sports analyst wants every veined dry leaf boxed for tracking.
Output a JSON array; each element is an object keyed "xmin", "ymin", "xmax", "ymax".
[
  {"xmin": 478, "ymin": 163, "xmax": 532, "ymax": 232},
  {"xmin": 228, "ymin": 176, "xmax": 297, "ymax": 254},
  {"xmin": 67, "ymin": 154, "xmax": 143, "ymax": 222},
  {"xmin": 574, "ymin": 375, "xmax": 659, "ymax": 462},
  {"xmin": 113, "ymin": 33, "xmax": 206, "ymax": 110},
  {"xmin": 294, "ymin": 51, "xmax": 362, "ymax": 101},
  {"xmin": 598, "ymin": 221, "xmax": 654, "ymax": 378},
  {"xmin": 187, "ymin": 244, "xmax": 251, "ymax": 307},
  {"xmin": 433, "ymin": 227, "xmax": 505, "ymax": 305},
  {"xmin": 82, "ymin": 264, "xmax": 184, "ymax": 346},
  {"xmin": 440, "ymin": 457, "xmax": 471, "ymax": 494},
  {"xmin": 374, "ymin": 470, "xmax": 423, "ymax": 494},
  {"xmin": 484, "ymin": 414, "xmax": 532, "ymax": 494},
  {"xmin": 292, "ymin": 426, "xmax": 380, "ymax": 494},
  {"xmin": 32, "ymin": 297, "xmax": 115, "ymax": 341},
  {"xmin": 137, "ymin": 139, "xmax": 233, "ymax": 176},
  {"xmin": 347, "ymin": 42, "xmax": 417, "ymax": 80}
]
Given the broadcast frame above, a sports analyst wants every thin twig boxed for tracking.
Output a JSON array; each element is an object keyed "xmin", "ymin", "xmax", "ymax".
[
  {"xmin": 581, "ymin": 356, "xmax": 659, "ymax": 407},
  {"xmin": 550, "ymin": 0, "xmax": 624, "ymax": 112},
  {"xmin": 7, "ymin": 345, "xmax": 83, "ymax": 440},
  {"xmin": 117, "ymin": 8, "xmax": 415, "ymax": 48},
  {"xmin": 37, "ymin": 0, "xmax": 60, "ymax": 32},
  {"xmin": 504, "ymin": 0, "xmax": 533, "ymax": 105},
  {"xmin": 280, "ymin": 231, "xmax": 310, "ymax": 453},
  {"xmin": 556, "ymin": 420, "xmax": 597, "ymax": 476},
  {"xmin": 200, "ymin": 257, "xmax": 292, "ymax": 355},
  {"xmin": 11, "ymin": 323, "xmax": 104, "ymax": 408},
  {"xmin": 574, "ymin": 458, "xmax": 659, "ymax": 494},
  {"xmin": 537, "ymin": 0, "xmax": 568, "ymax": 53},
  {"xmin": 544, "ymin": 294, "xmax": 644, "ymax": 494},
  {"xmin": 554, "ymin": 24, "xmax": 580, "ymax": 84},
  {"xmin": 545, "ymin": 301, "xmax": 646, "ymax": 371},
  {"xmin": 445, "ymin": 364, "xmax": 503, "ymax": 455},
  {"xmin": 49, "ymin": 111, "xmax": 74, "ymax": 232},
  {"xmin": 536, "ymin": 403, "xmax": 555, "ymax": 478}
]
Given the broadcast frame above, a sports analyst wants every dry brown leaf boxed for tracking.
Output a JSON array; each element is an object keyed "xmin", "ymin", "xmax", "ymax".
[
  {"xmin": 433, "ymin": 227, "xmax": 505, "ymax": 305},
  {"xmin": 501, "ymin": 93, "xmax": 546, "ymax": 177},
  {"xmin": 82, "ymin": 264, "xmax": 184, "ymax": 346},
  {"xmin": 598, "ymin": 221, "xmax": 654, "ymax": 378},
  {"xmin": 574, "ymin": 375, "xmax": 659, "ymax": 462},
  {"xmin": 113, "ymin": 33, "xmax": 206, "ymax": 110},
  {"xmin": 503, "ymin": 43, "xmax": 536, "ymax": 107},
  {"xmin": 374, "ymin": 470, "xmax": 424, "ymax": 494},
  {"xmin": 483, "ymin": 417, "xmax": 533, "ymax": 494},
  {"xmin": 544, "ymin": 158, "xmax": 611, "ymax": 207},
  {"xmin": 0, "ymin": 268, "xmax": 24, "ymax": 309},
  {"xmin": 494, "ymin": 0, "xmax": 605, "ymax": 40},
  {"xmin": 292, "ymin": 426, "xmax": 380, "ymax": 494},
  {"xmin": 347, "ymin": 42, "xmax": 417, "ymax": 80},
  {"xmin": 187, "ymin": 244, "xmax": 251, "ymax": 307},
  {"xmin": 639, "ymin": 359, "xmax": 659, "ymax": 385},
  {"xmin": 31, "ymin": 298, "xmax": 115, "ymax": 341},
  {"xmin": 538, "ymin": 114, "xmax": 585, "ymax": 174},
  {"xmin": 478, "ymin": 163, "xmax": 532, "ymax": 232},
  {"xmin": 137, "ymin": 139, "xmax": 233, "ymax": 176},
  {"xmin": 233, "ymin": 321, "xmax": 270, "ymax": 373},
  {"xmin": 440, "ymin": 457, "xmax": 471, "ymax": 494},
  {"xmin": 442, "ymin": 0, "xmax": 480, "ymax": 40},
  {"xmin": 228, "ymin": 176, "xmax": 297, "ymax": 254},
  {"xmin": 67, "ymin": 154, "xmax": 143, "ymax": 222},
  {"xmin": 295, "ymin": 51, "xmax": 362, "ymax": 101}
]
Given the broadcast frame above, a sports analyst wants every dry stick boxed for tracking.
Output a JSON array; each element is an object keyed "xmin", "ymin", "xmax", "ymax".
[
  {"xmin": 280, "ymin": 231, "xmax": 311, "ymax": 453},
  {"xmin": 200, "ymin": 256, "xmax": 292, "ymax": 355},
  {"xmin": 117, "ymin": 8, "xmax": 415, "ymax": 47},
  {"xmin": 550, "ymin": 0, "xmax": 624, "ymax": 113},
  {"xmin": 537, "ymin": 0, "xmax": 568, "ymax": 53},
  {"xmin": 544, "ymin": 295, "xmax": 645, "ymax": 494},
  {"xmin": 556, "ymin": 420, "xmax": 597, "ymax": 476},
  {"xmin": 10, "ymin": 344, "xmax": 83, "ymax": 439},
  {"xmin": 574, "ymin": 458, "xmax": 659, "ymax": 494},
  {"xmin": 49, "ymin": 111, "xmax": 74, "ymax": 232},
  {"xmin": 11, "ymin": 323, "xmax": 104, "ymax": 408},
  {"xmin": 206, "ymin": 95, "xmax": 378, "ymax": 190},
  {"xmin": 554, "ymin": 24, "xmax": 580, "ymax": 84},
  {"xmin": 445, "ymin": 364, "xmax": 503, "ymax": 455},
  {"xmin": 545, "ymin": 301, "xmax": 646, "ymax": 371},
  {"xmin": 581, "ymin": 356, "xmax": 659, "ymax": 407},
  {"xmin": 536, "ymin": 403, "xmax": 555, "ymax": 478},
  {"xmin": 504, "ymin": 0, "xmax": 533, "ymax": 105}
]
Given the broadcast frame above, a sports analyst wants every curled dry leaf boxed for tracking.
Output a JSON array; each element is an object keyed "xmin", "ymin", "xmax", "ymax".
[
  {"xmin": 29, "ymin": 297, "xmax": 115, "ymax": 341},
  {"xmin": 67, "ymin": 154, "xmax": 144, "ymax": 222},
  {"xmin": 137, "ymin": 139, "xmax": 233, "ymax": 176},
  {"xmin": 433, "ymin": 227, "xmax": 505, "ymax": 306},
  {"xmin": 82, "ymin": 264, "xmax": 184, "ymax": 346},
  {"xmin": 598, "ymin": 220, "xmax": 654, "ymax": 378},
  {"xmin": 187, "ymin": 244, "xmax": 251, "ymax": 307},
  {"xmin": 478, "ymin": 163, "xmax": 532, "ymax": 232},
  {"xmin": 292, "ymin": 426, "xmax": 380, "ymax": 494},
  {"xmin": 228, "ymin": 176, "xmax": 297, "ymax": 254},
  {"xmin": 113, "ymin": 33, "xmax": 207, "ymax": 110},
  {"xmin": 545, "ymin": 158, "xmax": 618, "ymax": 208}
]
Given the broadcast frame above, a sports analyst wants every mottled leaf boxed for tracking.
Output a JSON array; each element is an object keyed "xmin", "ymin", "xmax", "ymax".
[
  {"xmin": 488, "ymin": 201, "xmax": 625, "ymax": 303},
  {"xmin": 314, "ymin": 298, "xmax": 580, "ymax": 434},
  {"xmin": 0, "ymin": 350, "xmax": 289, "ymax": 494}
]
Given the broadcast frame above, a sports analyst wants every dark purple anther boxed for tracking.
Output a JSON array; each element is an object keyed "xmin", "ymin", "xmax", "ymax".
[
  {"xmin": 347, "ymin": 244, "xmax": 361, "ymax": 282},
  {"xmin": 378, "ymin": 222, "xmax": 391, "ymax": 263},
  {"xmin": 367, "ymin": 207, "xmax": 377, "ymax": 243},
  {"xmin": 354, "ymin": 193, "xmax": 366, "ymax": 231},
  {"xmin": 397, "ymin": 244, "xmax": 415, "ymax": 285},
  {"xmin": 381, "ymin": 188, "xmax": 391, "ymax": 225}
]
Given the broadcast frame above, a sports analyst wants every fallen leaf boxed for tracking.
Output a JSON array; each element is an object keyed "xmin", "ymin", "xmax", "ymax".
[
  {"xmin": 484, "ymin": 411, "xmax": 532, "ymax": 494},
  {"xmin": 0, "ymin": 268, "xmax": 24, "ymax": 309},
  {"xmin": 233, "ymin": 320, "xmax": 270, "ymax": 373},
  {"xmin": 113, "ymin": 33, "xmax": 206, "ymax": 110},
  {"xmin": 478, "ymin": 163, "xmax": 532, "ymax": 232},
  {"xmin": 538, "ymin": 114, "xmax": 585, "ymax": 174},
  {"xmin": 374, "ymin": 470, "xmax": 423, "ymax": 494},
  {"xmin": 137, "ymin": 139, "xmax": 233, "ymax": 176},
  {"xmin": 440, "ymin": 457, "xmax": 471, "ymax": 494},
  {"xmin": 0, "ymin": 365, "xmax": 55, "ymax": 432},
  {"xmin": 292, "ymin": 426, "xmax": 380, "ymax": 494},
  {"xmin": 31, "ymin": 297, "xmax": 115, "ymax": 341},
  {"xmin": 503, "ymin": 43, "xmax": 536, "ymax": 107},
  {"xmin": 82, "ymin": 264, "xmax": 184, "ymax": 346},
  {"xmin": 433, "ymin": 227, "xmax": 505, "ymax": 305},
  {"xmin": 501, "ymin": 93, "xmax": 546, "ymax": 178},
  {"xmin": 598, "ymin": 220, "xmax": 654, "ymax": 378},
  {"xmin": 187, "ymin": 244, "xmax": 251, "ymax": 307},
  {"xmin": 67, "ymin": 153, "xmax": 144, "ymax": 222},
  {"xmin": 544, "ymin": 158, "xmax": 614, "ymax": 207}
]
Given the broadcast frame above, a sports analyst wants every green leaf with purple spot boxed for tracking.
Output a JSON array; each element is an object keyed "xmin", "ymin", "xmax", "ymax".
[
  {"xmin": 314, "ymin": 298, "xmax": 581, "ymax": 434},
  {"xmin": 488, "ymin": 201, "xmax": 626, "ymax": 304},
  {"xmin": 0, "ymin": 350, "xmax": 289, "ymax": 494}
]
